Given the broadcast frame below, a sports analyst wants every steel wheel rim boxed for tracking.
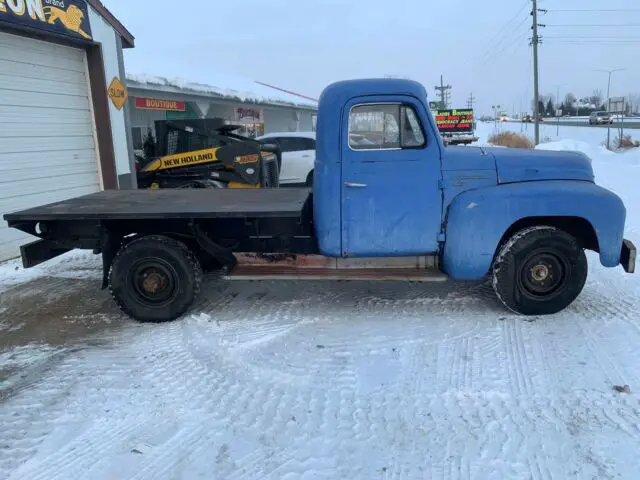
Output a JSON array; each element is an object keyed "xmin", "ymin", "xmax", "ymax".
[
  {"xmin": 129, "ymin": 258, "xmax": 179, "ymax": 307},
  {"xmin": 518, "ymin": 250, "xmax": 569, "ymax": 299}
]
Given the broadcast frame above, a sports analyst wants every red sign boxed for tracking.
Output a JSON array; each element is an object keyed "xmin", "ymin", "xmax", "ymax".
[
  {"xmin": 135, "ymin": 97, "xmax": 186, "ymax": 111},
  {"xmin": 236, "ymin": 107, "xmax": 261, "ymax": 120}
]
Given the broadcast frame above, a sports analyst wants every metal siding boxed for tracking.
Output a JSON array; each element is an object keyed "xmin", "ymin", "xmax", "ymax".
[
  {"xmin": 0, "ymin": 31, "xmax": 99, "ymax": 262},
  {"xmin": 264, "ymin": 107, "xmax": 297, "ymax": 133}
]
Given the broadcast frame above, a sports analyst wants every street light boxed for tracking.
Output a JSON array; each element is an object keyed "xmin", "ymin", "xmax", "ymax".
[{"xmin": 595, "ymin": 69, "xmax": 624, "ymax": 148}]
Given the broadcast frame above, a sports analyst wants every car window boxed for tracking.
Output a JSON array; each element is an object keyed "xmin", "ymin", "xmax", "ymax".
[
  {"xmin": 278, "ymin": 137, "xmax": 312, "ymax": 152},
  {"xmin": 348, "ymin": 103, "xmax": 425, "ymax": 150},
  {"xmin": 300, "ymin": 137, "xmax": 316, "ymax": 150}
]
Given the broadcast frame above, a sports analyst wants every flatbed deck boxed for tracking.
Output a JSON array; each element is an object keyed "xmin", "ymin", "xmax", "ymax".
[{"xmin": 4, "ymin": 188, "xmax": 312, "ymax": 222}]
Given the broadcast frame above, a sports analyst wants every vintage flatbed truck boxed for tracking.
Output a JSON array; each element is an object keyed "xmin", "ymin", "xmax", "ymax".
[{"xmin": 4, "ymin": 78, "xmax": 637, "ymax": 322}]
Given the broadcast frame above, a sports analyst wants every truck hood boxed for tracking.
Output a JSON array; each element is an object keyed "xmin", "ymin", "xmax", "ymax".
[{"xmin": 485, "ymin": 147, "xmax": 594, "ymax": 184}]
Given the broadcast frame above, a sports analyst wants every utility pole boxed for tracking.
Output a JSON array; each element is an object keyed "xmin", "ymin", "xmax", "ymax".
[
  {"xmin": 467, "ymin": 92, "xmax": 475, "ymax": 110},
  {"xmin": 531, "ymin": 0, "xmax": 542, "ymax": 145},
  {"xmin": 596, "ymin": 69, "xmax": 624, "ymax": 149},
  {"xmin": 556, "ymin": 85, "xmax": 560, "ymax": 136},
  {"xmin": 435, "ymin": 75, "xmax": 452, "ymax": 110},
  {"xmin": 492, "ymin": 104, "xmax": 501, "ymax": 129}
]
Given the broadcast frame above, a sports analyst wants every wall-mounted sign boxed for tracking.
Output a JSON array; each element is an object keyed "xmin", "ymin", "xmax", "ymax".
[
  {"xmin": 235, "ymin": 107, "xmax": 261, "ymax": 121},
  {"xmin": 135, "ymin": 97, "xmax": 186, "ymax": 111},
  {"xmin": 0, "ymin": 0, "xmax": 92, "ymax": 41},
  {"xmin": 108, "ymin": 77, "xmax": 127, "ymax": 110}
]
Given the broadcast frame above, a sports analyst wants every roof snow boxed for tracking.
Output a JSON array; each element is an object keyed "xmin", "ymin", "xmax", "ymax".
[{"xmin": 126, "ymin": 73, "xmax": 317, "ymax": 110}]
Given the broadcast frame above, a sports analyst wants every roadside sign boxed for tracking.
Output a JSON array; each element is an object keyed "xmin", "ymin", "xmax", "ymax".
[
  {"xmin": 608, "ymin": 97, "xmax": 625, "ymax": 113},
  {"xmin": 434, "ymin": 109, "xmax": 474, "ymax": 133}
]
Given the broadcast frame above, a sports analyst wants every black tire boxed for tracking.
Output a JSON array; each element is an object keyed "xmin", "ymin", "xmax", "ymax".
[
  {"xmin": 109, "ymin": 235, "xmax": 202, "ymax": 322},
  {"xmin": 305, "ymin": 170, "xmax": 314, "ymax": 187},
  {"xmin": 492, "ymin": 226, "xmax": 587, "ymax": 315}
]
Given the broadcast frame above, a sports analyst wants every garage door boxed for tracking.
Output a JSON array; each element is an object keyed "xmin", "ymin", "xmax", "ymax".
[{"xmin": 0, "ymin": 31, "xmax": 100, "ymax": 262}]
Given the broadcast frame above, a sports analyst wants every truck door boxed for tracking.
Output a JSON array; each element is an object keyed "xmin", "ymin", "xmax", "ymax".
[{"xmin": 341, "ymin": 96, "xmax": 443, "ymax": 256}]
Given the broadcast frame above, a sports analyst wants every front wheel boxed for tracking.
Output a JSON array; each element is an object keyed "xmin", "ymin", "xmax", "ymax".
[
  {"xmin": 492, "ymin": 226, "xmax": 587, "ymax": 315},
  {"xmin": 109, "ymin": 235, "xmax": 202, "ymax": 322}
]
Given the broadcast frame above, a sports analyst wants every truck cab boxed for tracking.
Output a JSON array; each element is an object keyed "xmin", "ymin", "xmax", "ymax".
[
  {"xmin": 314, "ymin": 79, "xmax": 445, "ymax": 257},
  {"xmin": 4, "ymin": 79, "xmax": 636, "ymax": 323}
]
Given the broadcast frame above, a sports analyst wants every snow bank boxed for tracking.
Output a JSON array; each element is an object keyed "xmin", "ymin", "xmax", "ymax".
[
  {"xmin": 0, "ymin": 250, "xmax": 99, "ymax": 292},
  {"xmin": 126, "ymin": 73, "xmax": 317, "ymax": 109},
  {"xmin": 534, "ymin": 139, "xmax": 618, "ymax": 161}
]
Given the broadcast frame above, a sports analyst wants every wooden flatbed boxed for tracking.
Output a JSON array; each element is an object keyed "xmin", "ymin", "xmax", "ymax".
[{"xmin": 4, "ymin": 188, "xmax": 312, "ymax": 222}]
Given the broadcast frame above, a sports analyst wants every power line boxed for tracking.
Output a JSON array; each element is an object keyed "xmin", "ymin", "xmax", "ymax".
[
  {"xmin": 544, "ymin": 36, "xmax": 640, "ymax": 39},
  {"xmin": 547, "ymin": 39, "xmax": 640, "ymax": 42},
  {"xmin": 546, "ymin": 23, "xmax": 640, "ymax": 27},
  {"xmin": 477, "ymin": 16, "xmax": 530, "ymax": 69},
  {"xmin": 547, "ymin": 9, "xmax": 640, "ymax": 12},
  {"xmin": 474, "ymin": 1, "xmax": 530, "ymax": 67},
  {"xmin": 546, "ymin": 40, "xmax": 640, "ymax": 44},
  {"xmin": 479, "ymin": 0, "xmax": 530, "ymax": 52}
]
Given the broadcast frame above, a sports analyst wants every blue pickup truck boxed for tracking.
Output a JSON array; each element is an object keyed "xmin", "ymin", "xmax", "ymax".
[{"xmin": 4, "ymin": 78, "xmax": 636, "ymax": 322}]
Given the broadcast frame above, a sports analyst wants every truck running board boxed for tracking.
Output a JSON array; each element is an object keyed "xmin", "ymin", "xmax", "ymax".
[{"xmin": 224, "ymin": 266, "xmax": 448, "ymax": 282}]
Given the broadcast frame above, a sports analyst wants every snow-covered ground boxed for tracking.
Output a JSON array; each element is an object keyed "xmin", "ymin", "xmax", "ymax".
[
  {"xmin": 477, "ymin": 120, "xmax": 640, "ymax": 148},
  {"xmin": 1, "ymin": 133, "xmax": 640, "ymax": 479}
]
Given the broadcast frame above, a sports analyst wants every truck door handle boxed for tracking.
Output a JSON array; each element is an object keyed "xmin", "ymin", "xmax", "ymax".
[{"xmin": 344, "ymin": 182, "xmax": 367, "ymax": 188}]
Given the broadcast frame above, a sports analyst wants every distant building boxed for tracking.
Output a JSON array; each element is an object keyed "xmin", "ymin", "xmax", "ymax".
[{"xmin": 126, "ymin": 74, "xmax": 318, "ymax": 152}]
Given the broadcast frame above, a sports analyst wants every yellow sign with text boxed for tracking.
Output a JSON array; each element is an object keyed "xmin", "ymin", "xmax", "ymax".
[{"xmin": 108, "ymin": 77, "xmax": 128, "ymax": 110}]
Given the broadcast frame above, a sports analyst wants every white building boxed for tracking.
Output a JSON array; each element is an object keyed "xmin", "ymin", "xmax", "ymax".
[
  {"xmin": 0, "ymin": 0, "xmax": 136, "ymax": 262},
  {"xmin": 126, "ymin": 73, "xmax": 318, "ymax": 153}
]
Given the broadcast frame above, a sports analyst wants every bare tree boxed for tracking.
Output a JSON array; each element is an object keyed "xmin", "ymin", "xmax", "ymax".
[
  {"xmin": 589, "ymin": 89, "xmax": 603, "ymax": 108},
  {"xmin": 627, "ymin": 93, "xmax": 640, "ymax": 114},
  {"xmin": 564, "ymin": 93, "xmax": 577, "ymax": 106}
]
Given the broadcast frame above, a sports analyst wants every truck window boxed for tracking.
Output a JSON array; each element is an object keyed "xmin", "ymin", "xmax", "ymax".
[
  {"xmin": 348, "ymin": 103, "xmax": 425, "ymax": 150},
  {"xmin": 401, "ymin": 106, "xmax": 425, "ymax": 147}
]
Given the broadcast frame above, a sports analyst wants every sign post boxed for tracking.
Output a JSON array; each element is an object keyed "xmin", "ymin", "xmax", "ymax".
[{"xmin": 607, "ymin": 97, "xmax": 625, "ymax": 149}]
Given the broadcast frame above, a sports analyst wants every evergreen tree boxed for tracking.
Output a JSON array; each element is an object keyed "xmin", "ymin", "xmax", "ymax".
[{"xmin": 546, "ymin": 98, "xmax": 555, "ymax": 117}]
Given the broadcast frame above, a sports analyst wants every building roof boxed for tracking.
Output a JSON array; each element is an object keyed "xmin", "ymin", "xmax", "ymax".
[
  {"xmin": 126, "ymin": 73, "xmax": 318, "ymax": 110},
  {"xmin": 87, "ymin": 0, "xmax": 135, "ymax": 48}
]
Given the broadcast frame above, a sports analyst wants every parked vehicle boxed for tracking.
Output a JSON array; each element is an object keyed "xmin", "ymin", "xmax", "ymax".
[
  {"xmin": 589, "ymin": 111, "xmax": 613, "ymax": 125},
  {"xmin": 136, "ymin": 119, "xmax": 280, "ymax": 189},
  {"xmin": 257, "ymin": 132, "xmax": 315, "ymax": 186},
  {"xmin": 4, "ymin": 78, "xmax": 636, "ymax": 323}
]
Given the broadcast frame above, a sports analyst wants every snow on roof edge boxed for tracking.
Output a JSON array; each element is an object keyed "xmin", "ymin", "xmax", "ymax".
[{"xmin": 126, "ymin": 73, "xmax": 317, "ymax": 110}]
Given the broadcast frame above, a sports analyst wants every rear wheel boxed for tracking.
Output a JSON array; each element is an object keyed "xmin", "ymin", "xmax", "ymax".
[
  {"xmin": 492, "ymin": 226, "xmax": 587, "ymax": 315},
  {"xmin": 109, "ymin": 235, "xmax": 202, "ymax": 322}
]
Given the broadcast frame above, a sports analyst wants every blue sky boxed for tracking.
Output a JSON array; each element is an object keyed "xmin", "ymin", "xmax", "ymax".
[{"xmin": 105, "ymin": 0, "xmax": 639, "ymax": 115}]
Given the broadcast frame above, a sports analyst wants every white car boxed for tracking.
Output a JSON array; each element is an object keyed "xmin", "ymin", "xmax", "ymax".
[{"xmin": 257, "ymin": 132, "xmax": 315, "ymax": 186}]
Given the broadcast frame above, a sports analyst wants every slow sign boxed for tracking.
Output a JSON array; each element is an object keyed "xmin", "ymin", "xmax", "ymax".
[{"xmin": 108, "ymin": 77, "xmax": 128, "ymax": 110}]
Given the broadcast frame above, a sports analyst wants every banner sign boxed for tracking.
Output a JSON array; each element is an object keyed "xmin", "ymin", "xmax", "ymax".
[
  {"xmin": 135, "ymin": 97, "xmax": 186, "ymax": 112},
  {"xmin": 434, "ymin": 109, "xmax": 474, "ymax": 133},
  {"xmin": 0, "ymin": 0, "xmax": 93, "ymax": 41}
]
